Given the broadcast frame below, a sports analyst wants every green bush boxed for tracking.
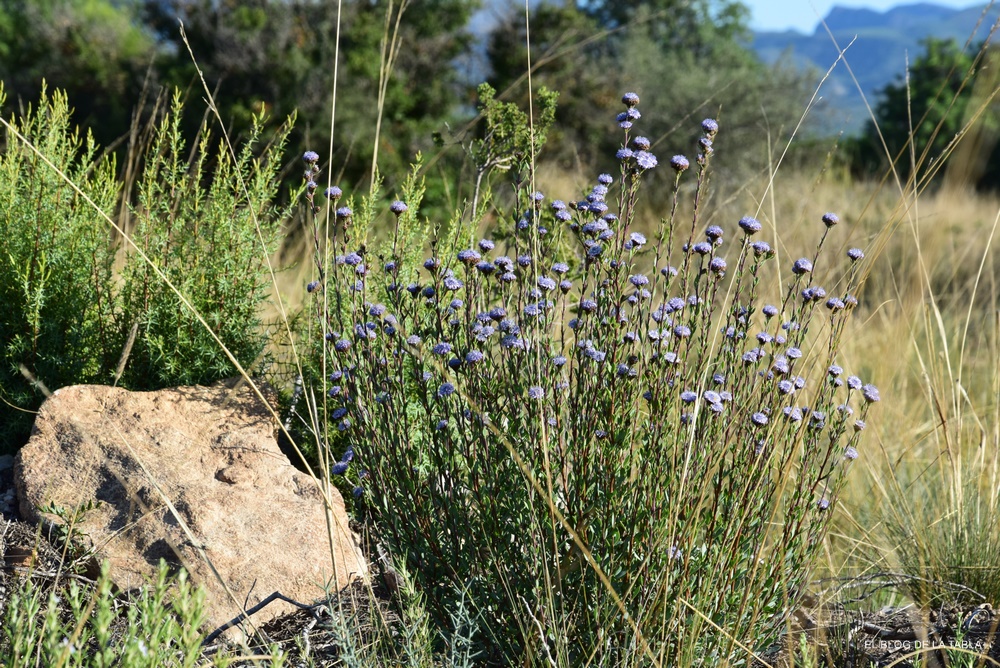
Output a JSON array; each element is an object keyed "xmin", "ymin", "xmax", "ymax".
[{"xmin": 0, "ymin": 86, "xmax": 290, "ymax": 452}]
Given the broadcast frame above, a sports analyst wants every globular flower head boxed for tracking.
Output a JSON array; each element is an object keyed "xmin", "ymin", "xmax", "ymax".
[
  {"xmin": 325, "ymin": 186, "xmax": 343, "ymax": 200},
  {"xmin": 390, "ymin": 200, "xmax": 408, "ymax": 215},
  {"xmin": 784, "ymin": 406, "xmax": 803, "ymax": 421},
  {"xmin": 681, "ymin": 390, "xmax": 698, "ymax": 403},
  {"xmin": 632, "ymin": 136, "xmax": 651, "ymax": 151},
  {"xmin": 334, "ymin": 338, "xmax": 351, "ymax": 352},
  {"xmin": 701, "ymin": 118, "xmax": 719, "ymax": 136},
  {"xmin": 792, "ymin": 258, "xmax": 813, "ymax": 275},
  {"xmin": 528, "ymin": 386, "xmax": 545, "ymax": 400},
  {"xmin": 437, "ymin": 382, "xmax": 456, "ymax": 398},
  {"xmin": 739, "ymin": 216, "xmax": 762, "ymax": 235},
  {"xmin": 629, "ymin": 232, "xmax": 647, "ymax": 248},
  {"xmin": 478, "ymin": 238, "xmax": 495, "ymax": 252},
  {"xmin": 457, "ymin": 249, "xmax": 481, "ymax": 265},
  {"xmin": 762, "ymin": 304, "xmax": 778, "ymax": 318},
  {"xmin": 432, "ymin": 342, "xmax": 453, "ymax": 356},
  {"xmin": 828, "ymin": 364, "xmax": 843, "ymax": 377},
  {"xmin": 751, "ymin": 412, "xmax": 769, "ymax": 427},
  {"xmin": 847, "ymin": 375, "xmax": 862, "ymax": 390},
  {"xmin": 634, "ymin": 151, "xmax": 658, "ymax": 170},
  {"xmin": 752, "ymin": 240, "xmax": 772, "ymax": 257},
  {"xmin": 692, "ymin": 241, "xmax": 712, "ymax": 255},
  {"xmin": 709, "ymin": 257, "xmax": 727, "ymax": 275},
  {"xmin": 598, "ymin": 173, "xmax": 613, "ymax": 185},
  {"xmin": 303, "ymin": 150, "xmax": 320, "ymax": 164},
  {"xmin": 847, "ymin": 247, "xmax": 865, "ymax": 261},
  {"xmin": 306, "ymin": 281, "xmax": 320, "ymax": 293},
  {"xmin": 616, "ymin": 147, "xmax": 634, "ymax": 161},
  {"xmin": 622, "ymin": 92, "xmax": 640, "ymax": 107},
  {"xmin": 706, "ymin": 225, "xmax": 724, "ymax": 242},
  {"xmin": 845, "ymin": 446, "xmax": 859, "ymax": 460},
  {"xmin": 629, "ymin": 274, "xmax": 649, "ymax": 287},
  {"xmin": 670, "ymin": 155, "xmax": 690, "ymax": 172},
  {"xmin": 465, "ymin": 350, "xmax": 485, "ymax": 365},
  {"xmin": 336, "ymin": 206, "xmax": 353, "ymax": 220},
  {"xmin": 822, "ymin": 212, "xmax": 839, "ymax": 227},
  {"xmin": 862, "ymin": 383, "xmax": 881, "ymax": 403}
]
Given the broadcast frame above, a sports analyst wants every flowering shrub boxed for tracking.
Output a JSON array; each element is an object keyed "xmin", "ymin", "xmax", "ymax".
[{"xmin": 301, "ymin": 90, "xmax": 879, "ymax": 664}]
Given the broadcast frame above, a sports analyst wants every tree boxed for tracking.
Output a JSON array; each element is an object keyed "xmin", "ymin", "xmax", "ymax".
[
  {"xmin": 143, "ymin": 0, "xmax": 479, "ymax": 195},
  {"xmin": 852, "ymin": 37, "xmax": 1000, "ymax": 188},
  {"xmin": 0, "ymin": 0, "xmax": 158, "ymax": 149},
  {"xmin": 485, "ymin": 0, "xmax": 811, "ymax": 179}
]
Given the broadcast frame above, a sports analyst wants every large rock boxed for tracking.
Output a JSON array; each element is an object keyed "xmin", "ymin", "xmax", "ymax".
[{"xmin": 14, "ymin": 382, "xmax": 367, "ymax": 634}]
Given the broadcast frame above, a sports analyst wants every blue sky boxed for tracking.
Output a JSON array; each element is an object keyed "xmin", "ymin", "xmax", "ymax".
[{"xmin": 746, "ymin": 0, "xmax": 982, "ymax": 32}]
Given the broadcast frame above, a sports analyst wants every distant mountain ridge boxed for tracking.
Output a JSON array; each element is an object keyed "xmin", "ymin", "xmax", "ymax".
[{"xmin": 750, "ymin": 2, "xmax": 997, "ymax": 133}]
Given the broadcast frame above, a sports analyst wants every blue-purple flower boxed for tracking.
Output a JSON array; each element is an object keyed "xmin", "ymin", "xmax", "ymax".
[
  {"xmin": 739, "ymin": 217, "xmax": 762, "ymax": 235},
  {"xmin": 390, "ymin": 200, "xmax": 408, "ymax": 215},
  {"xmin": 303, "ymin": 150, "xmax": 319, "ymax": 163},
  {"xmin": 634, "ymin": 151, "xmax": 658, "ymax": 170},
  {"xmin": 792, "ymin": 258, "xmax": 813, "ymax": 275}
]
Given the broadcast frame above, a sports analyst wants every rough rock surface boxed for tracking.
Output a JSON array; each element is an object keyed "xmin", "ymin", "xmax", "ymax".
[{"xmin": 13, "ymin": 383, "xmax": 367, "ymax": 634}]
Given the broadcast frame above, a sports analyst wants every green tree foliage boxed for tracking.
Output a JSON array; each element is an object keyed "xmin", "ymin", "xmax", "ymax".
[
  {"xmin": 0, "ymin": 0, "xmax": 158, "ymax": 149},
  {"xmin": 850, "ymin": 37, "xmax": 999, "ymax": 187},
  {"xmin": 143, "ymin": 0, "xmax": 478, "ymax": 194},
  {"xmin": 485, "ymin": 0, "xmax": 810, "ymax": 178}
]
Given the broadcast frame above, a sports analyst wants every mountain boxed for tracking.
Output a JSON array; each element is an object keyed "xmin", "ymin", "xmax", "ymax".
[{"xmin": 750, "ymin": 3, "xmax": 998, "ymax": 133}]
